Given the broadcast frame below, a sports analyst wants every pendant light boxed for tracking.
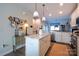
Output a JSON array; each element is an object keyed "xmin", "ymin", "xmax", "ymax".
[
  {"xmin": 33, "ymin": 3, "xmax": 39, "ymax": 19},
  {"xmin": 59, "ymin": 3, "xmax": 63, "ymax": 6},
  {"xmin": 42, "ymin": 4, "xmax": 46, "ymax": 21}
]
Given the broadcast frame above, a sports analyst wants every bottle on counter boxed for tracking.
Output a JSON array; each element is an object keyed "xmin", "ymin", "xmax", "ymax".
[{"xmin": 39, "ymin": 28, "xmax": 43, "ymax": 35}]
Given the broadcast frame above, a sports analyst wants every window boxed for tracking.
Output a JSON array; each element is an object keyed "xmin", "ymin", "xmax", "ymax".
[
  {"xmin": 50, "ymin": 25, "xmax": 60, "ymax": 31},
  {"xmin": 50, "ymin": 26, "xmax": 54, "ymax": 30}
]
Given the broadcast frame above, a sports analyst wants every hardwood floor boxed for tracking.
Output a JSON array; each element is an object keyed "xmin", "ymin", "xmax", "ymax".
[
  {"xmin": 5, "ymin": 42, "xmax": 72, "ymax": 56},
  {"xmin": 5, "ymin": 47, "xmax": 25, "ymax": 56},
  {"xmin": 46, "ymin": 43, "xmax": 71, "ymax": 56}
]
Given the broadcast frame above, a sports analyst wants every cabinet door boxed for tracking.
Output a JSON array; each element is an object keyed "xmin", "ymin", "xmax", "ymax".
[
  {"xmin": 40, "ymin": 39, "xmax": 46, "ymax": 56},
  {"xmin": 26, "ymin": 37, "xmax": 39, "ymax": 56},
  {"xmin": 55, "ymin": 32, "xmax": 61, "ymax": 42},
  {"xmin": 40, "ymin": 35, "xmax": 51, "ymax": 56},
  {"xmin": 61, "ymin": 32, "xmax": 71, "ymax": 44}
]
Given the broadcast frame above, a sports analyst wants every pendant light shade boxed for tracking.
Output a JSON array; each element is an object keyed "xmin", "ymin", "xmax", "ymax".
[
  {"xmin": 42, "ymin": 4, "xmax": 46, "ymax": 21},
  {"xmin": 33, "ymin": 11, "xmax": 39, "ymax": 18},
  {"xmin": 33, "ymin": 3, "xmax": 39, "ymax": 19}
]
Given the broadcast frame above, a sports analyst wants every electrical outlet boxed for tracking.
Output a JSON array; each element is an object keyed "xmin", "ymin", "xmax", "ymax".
[{"xmin": 3, "ymin": 44, "xmax": 8, "ymax": 48}]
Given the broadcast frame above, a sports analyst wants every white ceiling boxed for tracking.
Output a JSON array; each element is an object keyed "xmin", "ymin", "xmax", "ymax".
[
  {"xmin": 14, "ymin": 3, "xmax": 77, "ymax": 18},
  {"xmin": 0, "ymin": 3, "xmax": 77, "ymax": 19}
]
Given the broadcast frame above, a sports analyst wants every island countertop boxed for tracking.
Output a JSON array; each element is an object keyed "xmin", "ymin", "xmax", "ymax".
[{"xmin": 25, "ymin": 33, "xmax": 50, "ymax": 40}]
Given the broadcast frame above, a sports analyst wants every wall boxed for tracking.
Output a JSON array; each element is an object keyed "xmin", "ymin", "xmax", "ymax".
[
  {"xmin": 0, "ymin": 4, "xmax": 32, "ymax": 55},
  {"xmin": 70, "ymin": 4, "xmax": 79, "ymax": 27}
]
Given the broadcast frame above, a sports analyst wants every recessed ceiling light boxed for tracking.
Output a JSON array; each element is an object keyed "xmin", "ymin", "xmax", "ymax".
[
  {"xmin": 59, "ymin": 11, "xmax": 63, "ymax": 14},
  {"xmin": 49, "ymin": 13, "xmax": 52, "ymax": 16},
  {"xmin": 59, "ymin": 3, "xmax": 63, "ymax": 6}
]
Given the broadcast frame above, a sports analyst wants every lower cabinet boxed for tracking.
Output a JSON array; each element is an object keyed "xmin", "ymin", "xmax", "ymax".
[
  {"xmin": 54, "ymin": 32, "xmax": 61, "ymax": 42},
  {"xmin": 61, "ymin": 32, "xmax": 71, "ymax": 44},
  {"xmin": 25, "ymin": 34, "xmax": 51, "ymax": 56},
  {"xmin": 52, "ymin": 31, "xmax": 71, "ymax": 44},
  {"xmin": 40, "ymin": 35, "xmax": 51, "ymax": 56}
]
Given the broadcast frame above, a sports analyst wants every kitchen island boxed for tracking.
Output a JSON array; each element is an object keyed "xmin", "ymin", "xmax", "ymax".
[{"xmin": 25, "ymin": 33, "xmax": 51, "ymax": 56}]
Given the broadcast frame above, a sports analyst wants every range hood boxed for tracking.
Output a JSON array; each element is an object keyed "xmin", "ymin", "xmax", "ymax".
[{"xmin": 70, "ymin": 4, "xmax": 79, "ymax": 27}]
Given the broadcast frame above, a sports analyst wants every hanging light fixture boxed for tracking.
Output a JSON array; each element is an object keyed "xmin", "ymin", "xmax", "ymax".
[
  {"xmin": 42, "ymin": 4, "xmax": 46, "ymax": 21},
  {"xmin": 59, "ymin": 3, "xmax": 63, "ymax": 6},
  {"xmin": 33, "ymin": 3, "xmax": 39, "ymax": 19}
]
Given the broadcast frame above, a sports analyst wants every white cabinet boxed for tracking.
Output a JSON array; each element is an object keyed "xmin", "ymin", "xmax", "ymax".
[
  {"xmin": 52, "ymin": 31, "xmax": 71, "ymax": 44},
  {"xmin": 55, "ymin": 32, "xmax": 61, "ymax": 42},
  {"xmin": 25, "ymin": 33, "xmax": 51, "ymax": 56},
  {"xmin": 61, "ymin": 32, "xmax": 71, "ymax": 44},
  {"xmin": 40, "ymin": 35, "xmax": 51, "ymax": 56}
]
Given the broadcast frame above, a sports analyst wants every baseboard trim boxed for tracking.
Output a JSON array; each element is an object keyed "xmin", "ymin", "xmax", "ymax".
[
  {"xmin": 2, "ymin": 44, "xmax": 25, "ymax": 56},
  {"xmin": 1, "ymin": 49, "xmax": 13, "ymax": 56},
  {"xmin": 52, "ymin": 41, "xmax": 70, "ymax": 45}
]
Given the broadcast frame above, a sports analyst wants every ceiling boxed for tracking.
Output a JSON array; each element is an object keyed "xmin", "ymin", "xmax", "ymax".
[
  {"xmin": 14, "ymin": 3, "xmax": 77, "ymax": 18},
  {"xmin": 0, "ymin": 3, "xmax": 77, "ymax": 19}
]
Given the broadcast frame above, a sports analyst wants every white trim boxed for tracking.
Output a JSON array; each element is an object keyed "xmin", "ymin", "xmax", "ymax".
[
  {"xmin": 1, "ymin": 44, "xmax": 25, "ymax": 56},
  {"xmin": 1, "ymin": 49, "xmax": 13, "ymax": 56}
]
